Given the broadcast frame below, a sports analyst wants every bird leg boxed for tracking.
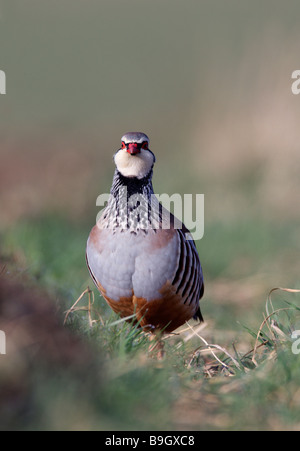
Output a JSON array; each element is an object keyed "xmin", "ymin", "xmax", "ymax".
[{"xmin": 148, "ymin": 332, "xmax": 165, "ymax": 360}]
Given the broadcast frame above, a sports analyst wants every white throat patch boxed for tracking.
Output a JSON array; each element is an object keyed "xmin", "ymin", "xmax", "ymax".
[{"xmin": 114, "ymin": 148, "xmax": 154, "ymax": 179}]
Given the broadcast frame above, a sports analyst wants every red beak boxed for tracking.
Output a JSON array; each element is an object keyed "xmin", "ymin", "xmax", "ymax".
[{"xmin": 127, "ymin": 143, "xmax": 140, "ymax": 155}]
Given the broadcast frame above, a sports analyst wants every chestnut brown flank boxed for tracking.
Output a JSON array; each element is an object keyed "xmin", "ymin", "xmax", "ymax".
[{"xmin": 97, "ymin": 280, "xmax": 197, "ymax": 333}]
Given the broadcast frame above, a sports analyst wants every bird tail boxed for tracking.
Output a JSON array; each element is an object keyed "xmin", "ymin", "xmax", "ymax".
[{"xmin": 193, "ymin": 308, "xmax": 204, "ymax": 323}]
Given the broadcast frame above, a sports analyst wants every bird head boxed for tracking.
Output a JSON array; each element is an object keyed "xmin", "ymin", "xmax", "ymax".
[{"xmin": 114, "ymin": 132, "xmax": 155, "ymax": 179}]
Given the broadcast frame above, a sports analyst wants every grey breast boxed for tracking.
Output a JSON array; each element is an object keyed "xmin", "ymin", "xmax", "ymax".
[{"xmin": 86, "ymin": 225, "xmax": 180, "ymax": 302}]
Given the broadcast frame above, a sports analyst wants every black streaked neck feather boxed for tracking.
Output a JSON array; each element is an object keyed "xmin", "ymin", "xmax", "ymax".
[
  {"xmin": 110, "ymin": 168, "xmax": 154, "ymax": 199},
  {"xmin": 101, "ymin": 167, "xmax": 165, "ymax": 231},
  {"xmin": 99, "ymin": 168, "xmax": 157, "ymax": 231}
]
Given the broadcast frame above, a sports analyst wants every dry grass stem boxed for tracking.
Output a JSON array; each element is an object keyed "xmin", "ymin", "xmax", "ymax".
[
  {"xmin": 64, "ymin": 287, "xmax": 105, "ymax": 327},
  {"xmin": 184, "ymin": 322, "xmax": 241, "ymax": 372},
  {"xmin": 252, "ymin": 287, "xmax": 300, "ymax": 365}
]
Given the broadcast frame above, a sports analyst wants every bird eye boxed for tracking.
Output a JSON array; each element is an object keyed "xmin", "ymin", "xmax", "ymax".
[
  {"xmin": 121, "ymin": 142, "xmax": 126, "ymax": 149},
  {"xmin": 141, "ymin": 141, "xmax": 148, "ymax": 150}
]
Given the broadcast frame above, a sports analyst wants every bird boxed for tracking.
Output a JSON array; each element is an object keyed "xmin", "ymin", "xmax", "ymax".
[{"xmin": 86, "ymin": 132, "xmax": 204, "ymax": 336}]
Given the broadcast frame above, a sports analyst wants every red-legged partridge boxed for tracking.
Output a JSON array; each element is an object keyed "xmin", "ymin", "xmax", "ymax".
[{"xmin": 86, "ymin": 132, "xmax": 204, "ymax": 333}]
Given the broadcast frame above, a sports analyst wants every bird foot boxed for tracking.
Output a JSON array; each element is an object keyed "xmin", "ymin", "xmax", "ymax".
[{"xmin": 148, "ymin": 334, "xmax": 165, "ymax": 360}]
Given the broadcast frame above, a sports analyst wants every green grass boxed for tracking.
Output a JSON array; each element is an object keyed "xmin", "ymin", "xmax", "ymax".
[{"xmin": 1, "ymin": 214, "xmax": 300, "ymax": 430}]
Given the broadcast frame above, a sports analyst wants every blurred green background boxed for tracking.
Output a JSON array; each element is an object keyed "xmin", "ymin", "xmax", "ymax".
[{"xmin": 1, "ymin": 0, "xmax": 300, "ymax": 431}]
